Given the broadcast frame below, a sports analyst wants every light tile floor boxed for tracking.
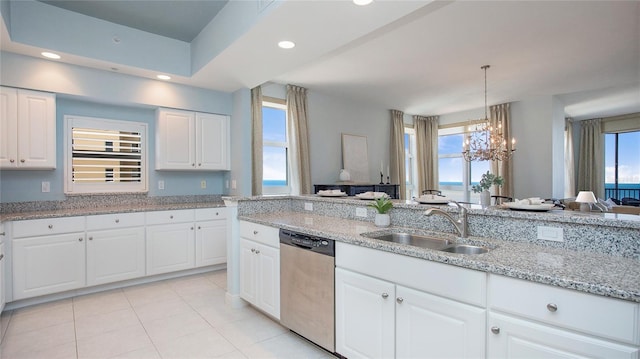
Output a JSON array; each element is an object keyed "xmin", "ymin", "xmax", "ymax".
[{"xmin": 0, "ymin": 270, "xmax": 334, "ymax": 359}]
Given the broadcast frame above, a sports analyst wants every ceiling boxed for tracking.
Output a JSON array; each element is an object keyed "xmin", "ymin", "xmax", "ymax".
[{"xmin": 2, "ymin": 0, "xmax": 639, "ymax": 120}]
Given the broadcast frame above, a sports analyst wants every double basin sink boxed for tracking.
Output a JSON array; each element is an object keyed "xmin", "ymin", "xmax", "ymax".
[{"xmin": 363, "ymin": 231, "xmax": 490, "ymax": 254}]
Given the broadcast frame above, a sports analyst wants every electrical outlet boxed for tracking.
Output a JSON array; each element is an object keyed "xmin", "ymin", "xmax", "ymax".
[
  {"xmin": 200, "ymin": 180, "xmax": 207, "ymax": 189},
  {"xmin": 41, "ymin": 181, "xmax": 50, "ymax": 193},
  {"xmin": 158, "ymin": 180, "xmax": 165, "ymax": 190},
  {"xmin": 537, "ymin": 226, "xmax": 564, "ymax": 242},
  {"xmin": 356, "ymin": 207, "xmax": 367, "ymax": 217},
  {"xmin": 231, "ymin": 179, "xmax": 237, "ymax": 189},
  {"xmin": 304, "ymin": 202, "xmax": 313, "ymax": 211}
]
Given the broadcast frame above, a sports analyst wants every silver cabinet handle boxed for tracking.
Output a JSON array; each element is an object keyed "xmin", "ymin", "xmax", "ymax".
[
  {"xmin": 215, "ymin": 212, "xmax": 219, "ymax": 216},
  {"xmin": 190, "ymin": 227, "xmax": 194, "ymax": 230},
  {"xmin": 491, "ymin": 326, "xmax": 500, "ymax": 334},
  {"xmin": 9, "ymin": 159, "xmax": 14, "ymax": 163},
  {"xmin": 381, "ymin": 293, "xmax": 389, "ymax": 299},
  {"xmin": 396, "ymin": 297, "xmax": 404, "ymax": 304},
  {"xmin": 20, "ymin": 159, "xmax": 25, "ymax": 163},
  {"xmin": 192, "ymin": 163, "xmax": 195, "ymax": 167},
  {"xmin": 253, "ymin": 230, "xmax": 258, "ymax": 235},
  {"xmin": 88, "ymin": 237, "xmax": 93, "ymax": 241},
  {"xmin": 547, "ymin": 303, "xmax": 558, "ymax": 312},
  {"xmin": 48, "ymin": 224, "xmax": 53, "ymax": 229},
  {"xmin": 251, "ymin": 248, "xmax": 255, "ymax": 253},
  {"xmin": 79, "ymin": 237, "xmax": 83, "ymax": 242},
  {"xmin": 255, "ymin": 249, "xmax": 260, "ymax": 254},
  {"xmin": 115, "ymin": 219, "xmax": 120, "ymax": 223},
  {"xmin": 0, "ymin": 254, "xmax": 4, "ymax": 261},
  {"xmin": 198, "ymin": 163, "xmax": 201, "ymax": 166},
  {"xmin": 170, "ymin": 215, "xmax": 174, "ymax": 219},
  {"xmin": 0, "ymin": 232, "xmax": 5, "ymax": 236},
  {"xmin": 198, "ymin": 226, "xmax": 201, "ymax": 230}
]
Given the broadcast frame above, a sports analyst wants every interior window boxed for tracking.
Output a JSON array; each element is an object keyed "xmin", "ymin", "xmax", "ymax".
[
  {"xmin": 262, "ymin": 98, "xmax": 290, "ymax": 195},
  {"xmin": 64, "ymin": 116, "xmax": 148, "ymax": 194}
]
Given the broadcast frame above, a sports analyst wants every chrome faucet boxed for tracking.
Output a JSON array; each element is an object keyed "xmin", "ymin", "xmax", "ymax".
[{"xmin": 424, "ymin": 200, "xmax": 468, "ymax": 238}]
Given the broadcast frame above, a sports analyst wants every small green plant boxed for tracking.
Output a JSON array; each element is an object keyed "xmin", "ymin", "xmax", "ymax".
[
  {"xmin": 368, "ymin": 197, "xmax": 393, "ymax": 214},
  {"xmin": 471, "ymin": 171, "xmax": 504, "ymax": 193}
]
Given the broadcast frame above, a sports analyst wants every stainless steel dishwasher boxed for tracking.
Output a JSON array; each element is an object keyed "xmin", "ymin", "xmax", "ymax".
[{"xmin": 279, "ymin": 229, "xmax": 335, "ymax": 353}]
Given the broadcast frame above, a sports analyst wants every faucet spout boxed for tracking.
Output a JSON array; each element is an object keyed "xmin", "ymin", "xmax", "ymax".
[{"xmin": 424, "ymin": 200, "xmax": 468, "ymax": 238}]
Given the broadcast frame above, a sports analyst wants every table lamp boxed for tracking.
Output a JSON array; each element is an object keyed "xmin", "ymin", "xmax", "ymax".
[{"xmin": 575, "ymin": 191, "xmax": 597, "ymax": 212}]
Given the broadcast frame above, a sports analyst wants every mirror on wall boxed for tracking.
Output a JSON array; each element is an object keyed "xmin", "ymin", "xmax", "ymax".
[{"xmin": 341, "ymin": 133, "xmax": 369, "ymax": 183}]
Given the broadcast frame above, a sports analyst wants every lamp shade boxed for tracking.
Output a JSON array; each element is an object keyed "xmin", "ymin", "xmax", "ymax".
[{"xmin": 575, "ymin": 191, "xmax": 597, "ymax": 203}]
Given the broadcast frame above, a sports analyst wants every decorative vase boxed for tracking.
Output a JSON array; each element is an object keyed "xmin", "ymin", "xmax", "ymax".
[
  {"xmin": 480, "ymin": 190, "xmax": 491, "ymax": 207},
  {"xmin": 374, "ymin": 213, "xmax": 391, "ymax": 227},
  {"xmin": 339, "ymin": 169, "xmax": 351, "ymax": 182}
]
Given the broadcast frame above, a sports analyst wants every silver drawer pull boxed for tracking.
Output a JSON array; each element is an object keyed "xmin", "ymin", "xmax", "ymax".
[
  {"xmin": 79, "ymin": 237, "xmax": 83, "ymax": 242},
  {"xmin": 215, "ymin": 212, "xmax": 219, "ymax": 216},
  {"xmin": 251, "ymin": 248, "xmax": 255, "ymax": 253},
  {"xmin": 255, "ymin": 249, "xmax": 260, "ymax": 254},
  {"xmin": 381, "ymin": 293, "xmax": 389, "ymax": 299},
  {"xmin": 547, "ymin": 303, "xmax": 558, "ymax": 312},
  {"xmin": 20, "ymin": 159, "xmax": 25, "ymax": 163},
  {"xmin": 115, "ymin": 219, "xmax": 120, "ymax": 223},
  {"xmin": 491, "ymin": 326, "xmax": 500, "ymax": 334},
  {"xmin": 170, "ymin": 215, "xmax": 174, "ymax": 219},
  {"xmin": 396, "ymin": 297, "xmax": 404, "ymax": 304},
  {"xmin": 191, "ymin": 227, "xmax": 194, "ymax": 230},
  {"xmin": 253, "ymin": 230, "xmax": 258, "ymax": 235},
  {"xmin": 48, "ymin": 224, "xmax": 53, "ymax": 229},
  {"xmin": 0, "ymin": 232, "xmax": 5, "ymax": 236},
  {"xmin": 9, "ymin": 159, "xmax": 14, "ymax": 163},
  {"xmin": 89, "ymin": 237, "xmax": 93, "ymax": 241},
  {"xmin": 0, "ymin": 254, "xmax": 4, "ymax": 261},
  {"xmin": 198, "ymin": 226, "xmax": 201, "ymax": 230}
]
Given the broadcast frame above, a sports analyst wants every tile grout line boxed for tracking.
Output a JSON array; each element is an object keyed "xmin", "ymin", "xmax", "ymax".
[{"xmin": 121, "ymin": 286, "xmax": 164, "ymax": 359}]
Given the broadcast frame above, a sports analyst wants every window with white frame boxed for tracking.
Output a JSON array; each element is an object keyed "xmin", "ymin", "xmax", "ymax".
[
  {"xmin": 404, "ymin": 127, "xmax": 418, "ymax": 199},
  {"xmin": 438, "ymin": 125, "xmax": 489, "ymax": 203},
  {"xmin": 262, "ymin": 98, "xmax": 290, "ymax": 195},
  {"xmin": 64, "ymin": 116, "xmax": 147, "ymax": 194}
]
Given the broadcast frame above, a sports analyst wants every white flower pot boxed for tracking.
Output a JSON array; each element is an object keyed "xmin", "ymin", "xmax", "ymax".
[
  {"xmin": 375, "ymin": 213, "xmax": 391, "ymax": 227},
  {"xmin": 480, "ymin": 190, "xmax": 491, "ymax": 207}
]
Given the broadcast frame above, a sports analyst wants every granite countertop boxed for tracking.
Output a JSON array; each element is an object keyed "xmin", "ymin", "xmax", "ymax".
[
  {"xmin": 239, "ymin": 211, "xmax": 640, "ymax": 303},
  {"xmin": 0, "ymin": 201, "xmax": 226, "ymax": 222}
]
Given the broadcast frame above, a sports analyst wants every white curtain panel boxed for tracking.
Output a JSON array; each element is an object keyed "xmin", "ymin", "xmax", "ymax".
[
  {"xmin": 390, "ymin": 110, "xmax": 406, "ymax": 200},
  {"xmin": 490, "ymin": 103, "xmax": 514, "ymax": 198},
  {"xmin": 414, "ymin": 115, "xmax": 439, "ymax": 195},
  {"xmin": 577, "ymin": 118, "xmax": 604, "ymax": 199},
  {"xmin": 564, "ymin": 118, "xmax": 576, "ymax": 198},
  {"xmin": 286, "ymin": 85, "xmax": 312, "ymax": 195},
  {"xmin": 251, "ymin": 86, "xmax": 263, "ymax": 196}
]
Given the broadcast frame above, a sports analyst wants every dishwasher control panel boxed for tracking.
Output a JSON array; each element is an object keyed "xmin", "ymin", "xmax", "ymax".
[{"xmin": 279, "ymin": 229, "xmax": 335, "ymax": 256}]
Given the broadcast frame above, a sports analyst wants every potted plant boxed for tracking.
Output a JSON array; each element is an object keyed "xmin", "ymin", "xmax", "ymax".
[
  {"xmin": 369, "ymin": 197, "xmax": 393, "ymax": 227},
  {"xmin": 472, "ymin": 171, "xmax": 504, "ymax": 207}
]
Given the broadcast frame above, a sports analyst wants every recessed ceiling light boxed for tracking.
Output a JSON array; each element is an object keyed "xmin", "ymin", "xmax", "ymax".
[
  {"xmin": 353, "ymin": 0, "xmax": 373, "ymax": 5},
  {"xmin": 41, "ymin": 52, "xmax": 61, "ymax": 59},
  {"xmin": 157, "ymin": 75, "xmax": 171, "ymax": 80},
  {"xmin": 278, "ymin": 40, "xmax": 295, "ymax": 49}
]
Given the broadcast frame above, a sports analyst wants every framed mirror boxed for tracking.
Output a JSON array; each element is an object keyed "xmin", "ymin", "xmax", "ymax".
[{"xmin": 342, "ymin": 133, "xmax": 369, "ymax": 183}]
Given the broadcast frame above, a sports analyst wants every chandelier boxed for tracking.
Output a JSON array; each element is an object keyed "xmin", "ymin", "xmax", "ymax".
[{"xmin": 462, "ymin": 65, "xmax": 516, "ymax": 162}]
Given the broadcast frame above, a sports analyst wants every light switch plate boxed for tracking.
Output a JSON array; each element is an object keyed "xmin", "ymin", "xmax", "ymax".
[
  {"xmin": 158, "ymin": 180, "xmax": 165, "ymax": 190},
  {"xmin": 537, "ymin": 226, "xmax": 564, "ymax": 242},
  {"xmin": 356, "ymin": 207, "xmax": 368, "ymax": 217},
  {"xmin": 304, "ymin": 202, "xmax": 313, "ymax": 211},
  {"xmin": 41, "ymin": 181, "xmax": 50, "ymax": 193},
  {"xmin": 200, "ymin": 180, "xmax": 207, "ymax": 189}
]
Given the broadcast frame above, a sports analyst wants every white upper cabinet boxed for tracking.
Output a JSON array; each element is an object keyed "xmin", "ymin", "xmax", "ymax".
[
  {"xmin": 0, "ymin": 87, "xmax": 56, "ymax": 169},
  {"xmin": 156, "ymin": 108, "xmax": 230, "ymax": 171}
]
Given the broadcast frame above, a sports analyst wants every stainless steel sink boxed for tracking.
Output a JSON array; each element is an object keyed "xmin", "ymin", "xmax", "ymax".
[
  {"xmin": 368, "ymin": 232, "xmax": 453, "ymax": 251},
  {"xmin": 439, "ymin": 244, "xmax": 489, "ymax": 254}
]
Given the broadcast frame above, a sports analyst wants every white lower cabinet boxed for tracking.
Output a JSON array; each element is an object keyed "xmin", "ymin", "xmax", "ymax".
[
  {"xmin": 335, "ymin": 242, "xmax": 486, "ymax": 359},
  {"xmin": 239, "ymin": 221, "xmax": 280, "ymax": 319},
  {"xmin": 86, "ymin": 227, "xmax": 146, "ymax": 286},
  {"xmin": 146, "ymin": 222, "xmax": 195, "ymax": 275},
  {"xmin": 195, "ymin": 208, "xmax": 227, "ymax": 267},
  {"xmin": 12, "ymin": 232, "xmax": 86, "ymax": 300},
  {"xmin": 0, "ymin": 242, "xmax": 6, "ymax": 312}
]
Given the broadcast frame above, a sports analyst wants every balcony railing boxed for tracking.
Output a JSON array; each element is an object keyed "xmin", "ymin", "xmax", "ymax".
[{"xmin": 605, "ymin": 187, "xmax": 640, "ymax": 204}]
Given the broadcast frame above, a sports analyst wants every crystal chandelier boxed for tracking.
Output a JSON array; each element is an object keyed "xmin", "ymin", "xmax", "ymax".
[{"xmin": 462, "ymin": 65, "xmax": 516, "ymax": 162}]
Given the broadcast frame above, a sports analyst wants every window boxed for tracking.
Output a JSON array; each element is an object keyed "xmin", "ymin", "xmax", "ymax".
[
  {"xmin": 438, "ymin": 125, "xmax": 489, "ymax": 203},
  {"xmin": 262, "ymin": 98, "xmax": 290, "ymax": 195},
  {"xmin": 64, "ymin": 116, "xmax": 147, "ymax": 194},
  {"xmin": 605, "ymin": 130, "xmax": 640, "ymax": 201},
  {"xmin": 404, "ymin": 127, "xmax": 418, "ymax": 199}
]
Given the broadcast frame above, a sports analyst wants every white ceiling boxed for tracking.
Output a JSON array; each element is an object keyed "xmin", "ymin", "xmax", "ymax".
[{"xmin": 2, "ymin": 0, "xmax": 639, "ymax": 120}]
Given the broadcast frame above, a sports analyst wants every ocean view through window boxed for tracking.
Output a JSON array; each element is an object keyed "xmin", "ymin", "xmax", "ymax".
[
  {"xmin": 605, "ymin": 130, "xmax": 640, "ymax": 202},
  {"xmin": 262, "ymin": 98, "xmax": 290, "ymax": 194}
]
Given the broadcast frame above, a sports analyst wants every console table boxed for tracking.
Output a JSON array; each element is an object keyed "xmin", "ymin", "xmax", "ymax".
[{"xmin": 313, "ymin": 184, "xmax": 400, "ymax": 199}]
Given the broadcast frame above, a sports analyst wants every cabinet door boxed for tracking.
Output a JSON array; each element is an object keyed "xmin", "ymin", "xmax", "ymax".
[
  {"xmin": 488, "ymin": 312, "xmax": 638, "ymax": 359},
  {"xmin": 146, "ymin": 223, "xmax": 195, "ymax": 275},
  {"xmin": 156, "ymin": 109, "xmax": 196, "ymax": 170},
  {"xmin": 0, "ymin": 87, "xmax": 18, "ymax": 168},
  {"xmin": 13, "ymin": 233, "xmax": 86, "ymax": 300},
  {"xmin": 196, "ymin": 113, "xmax": 229, "ymax": 170},
  {"xmin": 0, "ymin": 242, "xmax": 5, "ymax": 313},
  {"xmin": 195, "ymin": 219, "xmax": 226, "ymax": 267},
  {"xmin": 335, "ymin": 268, "xmax": 395, "ymax": 359},
  {"xmin": 16, "ymin": 89, "xmax": 56, "ymax": 169},
  {"xmin": 87, "ymin": 227, "xmax": 146, "ymax": 286},
  {"xmin": 239, "ymin": 239, "xmax": 257, "ymax": 304},
  {"xmin": 396, "ymin": 285, "xmax": 486, "ymax": 359},
  {"xmin": 256, "ymin": 243, "xmax": 279, "ymax": 319}
]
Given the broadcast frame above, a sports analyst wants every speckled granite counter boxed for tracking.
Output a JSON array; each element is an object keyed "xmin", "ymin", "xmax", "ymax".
[
  {"xmin": 240, "ymin": 211, "xmax": 640, "ymax": 302},
  {"xmin": 1, "ymin": 194, "xmax": 226, "ymax": 221}
]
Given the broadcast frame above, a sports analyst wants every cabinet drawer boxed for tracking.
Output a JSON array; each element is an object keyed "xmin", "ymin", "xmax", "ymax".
[
  {"xmin": 488, "ymin": 275, "xmax": 640, "ymax": 345},
  {"xmin": 239, "ymin": 221, "xmax": 279, "ymax": 248},
  {"xmin": 195, "ymin": 207, "xmax": 227, "ymax": 221},
  {"xmin": 12, "ymin": 216, "xmax": 85, "ymax": 238},
  {"xmin": 146, "ymin": 209, "xmax": 194, "ymax": 225},
  {"xmin": 86, "ymin": 212, "xmax": 145, "ymax": 230},
  {"xmin": 336, "ymin": 242, "xmax": 486, "ymax": 307}
]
